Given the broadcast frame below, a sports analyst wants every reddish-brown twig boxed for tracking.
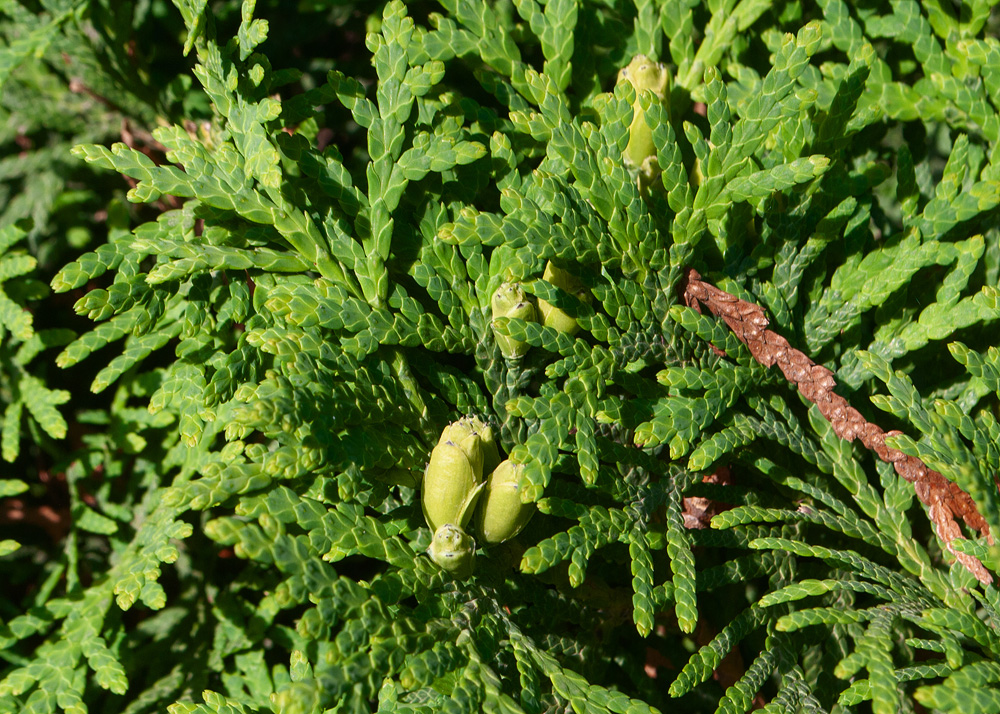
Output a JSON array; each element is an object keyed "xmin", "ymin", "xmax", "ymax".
[{"xmin": 682, "ymin": 268, "xmax": 993, "ymax": 584}]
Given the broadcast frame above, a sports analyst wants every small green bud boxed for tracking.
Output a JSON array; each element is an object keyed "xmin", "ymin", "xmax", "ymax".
[
  {"xmin": 492, "ymin": 282, "xmax": 536, "ymax": 359},
  {"xmin": 428, "ymin": 523, "xmax": 476, "ymax": 578},
  {"xmin": 475, "ymin": 460, "xmax": 536, "ymax": 544},
  {"xmin": 537, "ymin": 261, "xmax": 589, "ymax": 336},
  {"xmin": 617, "ymin": 55, "xmax": 671, "ymax": 184},
  {"xmin": 271, "ymin": 682, "xmax": 320, "ymax": 714}
]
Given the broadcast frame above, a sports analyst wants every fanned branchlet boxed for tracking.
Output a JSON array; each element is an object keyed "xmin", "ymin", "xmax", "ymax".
[
  {"xmin": 0, "ymin": 225, "xmax": 71, "ymax": 464},
  {"xmin": 3, "ymin": 1, "xmax": 1000, "ymax": 713}
]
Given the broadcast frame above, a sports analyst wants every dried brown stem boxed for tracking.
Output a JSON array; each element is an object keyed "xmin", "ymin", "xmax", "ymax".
[{"xmin": 682, "ymin": 268, "xmax": 993, "ymax": 584}]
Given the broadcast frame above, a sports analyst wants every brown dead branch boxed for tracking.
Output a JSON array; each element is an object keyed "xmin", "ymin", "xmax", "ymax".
[{"xmin": 682, "ymin": 268, "xmax": 993, "ymax": 584}]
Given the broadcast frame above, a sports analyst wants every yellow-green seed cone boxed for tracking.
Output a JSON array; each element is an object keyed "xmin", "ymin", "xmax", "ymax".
[
  {"xmin": 537, "ymin": 261, "xmax": 589, "ymax": 335},
  {"xmin": 617, "ymin": 55, "xmax": 671, "ymax": 184},
  {"xmin": 475, "ymin": 460, "xmax": 536, "ymax": 544},
  {"xmin": 492, "ymin": 282, "xmax": 536, "ymax": 359},
  {"xmin": 421, "ymin": 441, "xmax": 482, "ymax": 532}
]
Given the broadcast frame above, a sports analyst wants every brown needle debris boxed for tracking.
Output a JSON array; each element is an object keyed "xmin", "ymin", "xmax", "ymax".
[{"xmin": 682, "ymin": 268, "xmax": 993, "ymax": 584}]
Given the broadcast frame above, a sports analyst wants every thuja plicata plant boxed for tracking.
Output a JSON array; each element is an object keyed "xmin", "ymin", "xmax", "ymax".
[{"xmin": 4, "ymin": 0, "xmax": 1000, "ymax": 712}]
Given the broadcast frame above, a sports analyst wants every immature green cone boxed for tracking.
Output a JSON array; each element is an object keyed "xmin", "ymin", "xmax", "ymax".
[
  {"xmin": 537, "ymin": 261, "xmax": 589, "ymax": 336},
  {"xmin": 491, "ymin": 282, "xmax": 536, "ymax": 359},
  {"xmin": 617, "ymin": 54, "xmax": 671, "ymax": 186},
  {"xmin": 428, "ymin": 523, "xmax": 476, "ymax": 578},
  {"xmin": 421, "ymin": 417, "xmax": 490, "ymax": 534},
  {"xmin": 475, "ymin": 460, "xmax": 536, "ymax": 544}
]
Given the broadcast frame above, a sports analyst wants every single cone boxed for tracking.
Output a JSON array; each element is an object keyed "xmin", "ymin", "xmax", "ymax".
[
  {"xmin": 492, "ymin": 282, "xmax": 536, "ymax": 359},
  {"xmin": 475, "ymin": 460, "xmax": 536, "ymax": 544},
  {"xmin": 537, "ymin": 261, "xmax": 589, "ymax": 335},
  {"xmin": 617, "ymin": 54, "xmax": 671, "ymax": 185}
]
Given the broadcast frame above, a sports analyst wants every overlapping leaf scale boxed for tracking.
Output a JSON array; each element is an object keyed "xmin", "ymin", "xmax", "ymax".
[
  {"xmin": 659, "ymin": 481, "xmax": 695, "ymax": 637},
  {"xmin": 860, "ymin": 349, "xmax": 1000, "ymax": 548},
  {"xmin": 756, "ymin": 577, "xmax": 894, "ymax": 609},
  {"xmin": 233, "ymin": 370, "xmax": 425, "ymax": 475},
  {"xmin": 410, "ymin": 260, "xmax": 475, "ymax": 335},
  {"xmin": 695, "ymin": 552, "xmax": 783, "ymax": 594},
  {"xmin": 193, "ymin": 40, "xmax": 282, "ymax": 190},
  {"xmin": 408, "ymin": 357, "xmax": 490, "ymax": 416},
  {"xmin": 758, "ymin": 664, "xmax": 828, "ymax": 714},
  {"xmin": 771, "ymin": 195, "xmax": 857, "ymax": 309},
  {"xmin": 840, "ymin": 662, "xmax": 954, "ymax": 707},
  {"xmin": 91, "ymin": 321, "xmax": 184, "ymax": 394},
  {"xmin": 805, "ymin": 232, "xmax": 942, "ymax": 352},
  {"xmin": 717, "ymin": 634, "xmax": 787, "ymax": 714},
  {"xmin": 399, "ymin": 642, "xmax": 465, "ymax": 691},
  {"xmin": 838, "ymin": 613, "xmax": 899, "ymax": 714},
  {"xmin": 920, "ymin": 607, "xmax": 1000, "ymax": 654},
  {"xmin": 14, "ymin": 374, "xmax": 68, "ymax": 442},
  {"xmin": 547, "ymin": 120, "xmax": 616, "ymax": 225},
  {"xmin": 688, "ymin": 413, "xmax": 759, "ymax": 471},
  {"xmin": 0, "ymin": 584, "xmax": 133, "ymax": 711},
  {"xmin": 591, "ymin": 276, "xmax": 655, "ymax": 336},
  {"xmin": 711, "ymin": 24, "xmax": 821, "ymax": 188},
  {"xmin": 749, "ymin": 538, "xmax": 930, "ymax": 604},
  {"xmin": 517, "ymin": 634, "xmax": 660, "ymax": 714},
  {"xmin": 839, "ymin": 236, "xmax": 1000, "ymax": 389},
  {"xmin": 140, "ymin": 238, "xmax": 308, "ymax": 284},
  {"xmin": 628, "ymin": 533, "xmax": 656, "ymax": 638},
  {"xmin": 713, "ymin": 503, "xmax": 895, "ymax": 556},
  {"xmin": 669, "ymin": 605, "xmax": 773, "ymax": 697},
  {"xmin": 264, "ymin": 280, "xmax": 474, "ymax": 357},
  {"xmin": 204, "ymin": 342, "xmax": 262, "ymax": 407},
  {"xmin": 520, "ymin": 503, "xmax": 631, "ymax": 586},
  {"xmin": 915, "ymin": 661, "xmax": 1000, "ymax": 713},
  {"xmin": 304, "ymin": 603, "xmax": 432, "ymax": 707},
  {"xmin": 57, "ymin": 298, "xmax": 172, "ymax": 375},
  {"xmin": 72, "ymin": 143, "xmax": 198, "ymax": 204},
  {"xmin": 745, "ymin": 396, "xmax": 833, "ymax": 474},
  {"xmin": 109, "ymin": 503, "xmax": 194, "ymax": 612},
  {"xmin": 422, "ymin": 0, "xmax": 520, "ymax": 77},
  {"xmin": 545, "ymin": 342, "xmax": 618, "ymax": 388},
  {"xmin": 175, "ymin": 460, "xmax": 271, "ymax": 512},
  {"xmin": 493, "ymin": 318, "xmax": 576, "ymax": 361},
  {"xmin": 319, "ymin": 503, "xmax": 417, "ymax": 569},
  {"xmin": 243, "ymin": 324, "xmax": 323, "ymax": 358},
  {"xmin": 168, "ymin": 689, "xmax": 253, "ymax": 714},
  {"xmin": 0, "ymin": 642, "xmax": 86, "ymax": 712},
  {"xmin": 634, "ymin": 364, "xmax": 751, "ymax": 456},
  {"xmin": 550, "ymin": 666, "xmax": 659, "ymax": 714},
  {"xmin": 668, "ymin": 304, "xmax": 752, "ymax": 364},
  {"xmin": 149, "ymin": 363, "xmax": 207, "ymax": 446}
]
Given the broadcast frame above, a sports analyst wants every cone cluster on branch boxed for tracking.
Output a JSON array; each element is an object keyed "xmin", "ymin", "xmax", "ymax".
[{"xmin": 422, "ymin": 417, "xmax": 535, "ymax": 578}]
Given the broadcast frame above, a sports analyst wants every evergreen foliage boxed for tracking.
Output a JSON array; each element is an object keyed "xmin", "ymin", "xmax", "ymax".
[{"xmin": 3, "ymin": 0, "xmax": 1000, "ymax": 712}]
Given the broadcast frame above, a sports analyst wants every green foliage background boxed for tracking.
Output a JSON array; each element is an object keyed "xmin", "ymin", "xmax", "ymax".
[{"xmin": 3, "ymin": 0, "xmax": 1000, "ymax": 712}]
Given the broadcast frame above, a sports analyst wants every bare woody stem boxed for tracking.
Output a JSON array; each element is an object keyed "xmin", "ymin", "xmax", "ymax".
[{"xmin": 682, "ymin": 268, "xmax": 993, "ymax": 585}]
